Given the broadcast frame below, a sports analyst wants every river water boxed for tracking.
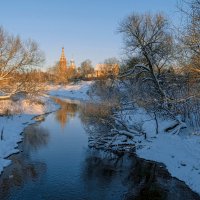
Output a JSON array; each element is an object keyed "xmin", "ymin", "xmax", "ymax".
[{"xmin": 0, "ymin": 98, "xmax": 199, "ymax": 200}]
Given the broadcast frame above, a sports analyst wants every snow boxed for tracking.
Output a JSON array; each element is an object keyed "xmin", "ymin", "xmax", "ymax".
[
  {"xmin": 47, "ymin": 81, "xmax": 93, "ymax": 101},
  {"xmin": 0, "ymin": 115, "xmax": 34, "ymax": 173},
  {"xmin": 137, "ymin": 133, "xmax": 200, "ymax": 195},
  {"xmin": 114, "ymin": 107, "xmax": 200, "ymax": 195}
]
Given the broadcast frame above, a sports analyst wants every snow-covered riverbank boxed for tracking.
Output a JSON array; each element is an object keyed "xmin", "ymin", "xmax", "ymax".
[
  {"xmin": 0, "ymin": 81, "xmax": 92, "ymax": 175},
  {"xmin": 113, "ymin": 107, "xmax": 200, "ymax": 195},
  {"xmin": 137, "ymin": 132, "xmax": 200, "ymax": 195},
  {"xmin": 47, "ymin": 81, "xmax": 93, "ymax": 101},
  {"xmin": 0, "ymin": 114, "xmax": 34, "ymax": 173}
]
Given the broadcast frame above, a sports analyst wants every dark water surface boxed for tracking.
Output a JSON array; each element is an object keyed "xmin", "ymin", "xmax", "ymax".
[{"xmin": 0, "ymin": 99, "xmax": 199, "ymax": 200}]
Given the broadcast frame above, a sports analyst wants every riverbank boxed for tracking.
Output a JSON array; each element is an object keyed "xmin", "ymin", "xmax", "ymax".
[
  {"xmin": 47, "ymin": 81, "xmax": 93, "ymax": 101},
  {"xmin": 111, "ymin": 106, "xmax": 200, "ymax": 195},
  {"xmin": 86, "ymin": 80, "xmax": 200, "ymax": 195}
]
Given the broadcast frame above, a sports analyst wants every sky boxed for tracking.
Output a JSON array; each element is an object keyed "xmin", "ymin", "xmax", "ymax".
[{"xmin": 0, "ymin": 0, "xmax": 179, "ymax": 69}]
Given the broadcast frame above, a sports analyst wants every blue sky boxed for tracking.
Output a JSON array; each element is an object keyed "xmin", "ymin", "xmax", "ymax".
[{"xmin": 0, "ymin": 0, "xmax": 179, "ymax": 69}]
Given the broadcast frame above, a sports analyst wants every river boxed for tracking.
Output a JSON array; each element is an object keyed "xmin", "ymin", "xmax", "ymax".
[{"xmin": 0, "ymin": 98, "xmax": 199, "ymax": 200}]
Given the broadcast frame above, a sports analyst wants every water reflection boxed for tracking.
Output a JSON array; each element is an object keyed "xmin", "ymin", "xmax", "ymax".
[
  {"xmin": 23, "ymin": 125, "xmax": 49, "ymax": 152},
  {"xmin": 82, "ymin": 150, "xmax": 200, "ymax": 200},
  {"xmin": 0, "ymin": 156, "xmax": 46, "ymax": 200},
  {"xmin": 53, "ymin": 98, "xmax": 78, "ymax": 128}
]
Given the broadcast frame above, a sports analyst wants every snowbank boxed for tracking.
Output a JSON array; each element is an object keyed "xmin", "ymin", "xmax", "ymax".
[
  {"xmin": 0, "ymin": 115, "xmax": 34, "ymax": 173},
  {"xmin": 0, "ymin": 97, "xmax": 58, "ymax": 115},
  {"xmin": 115, "ymin": 107, "xmax": 200, "ymax": 195},
  {"xmin": 47, "ymin": 81, "xmax": 93, "ymax": 101},
  {"xmin": 137, "ymin": 133, "xmax": 200, "ymax": 195}
]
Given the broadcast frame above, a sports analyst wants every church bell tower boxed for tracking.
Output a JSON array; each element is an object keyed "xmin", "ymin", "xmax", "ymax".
[{"xmin": 59, "ymin": 47, "xmax": 67, "ymax": 71}]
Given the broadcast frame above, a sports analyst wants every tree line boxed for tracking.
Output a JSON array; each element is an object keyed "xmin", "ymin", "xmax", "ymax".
[
  {"xmin": 0, "ymin": 0, "xmax": 199, "ymax": 112},
  {"xmin": 0, "ymin": 25, "xmax": 119, "ymax": 99}
]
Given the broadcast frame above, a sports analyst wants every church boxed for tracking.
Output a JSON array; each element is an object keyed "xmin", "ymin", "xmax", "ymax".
[{"xmin": 59, "ymin": 47, "xmax": 76, "ymax": 71}]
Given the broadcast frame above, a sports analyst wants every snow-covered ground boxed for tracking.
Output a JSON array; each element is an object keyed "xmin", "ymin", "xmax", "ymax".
[
  {"xmin": 0, "ymin": 114, "xmax": 35, "ymax": 173},
  {"xmin": 137, "ymin": 133, "xmax": 200, "ymax": 195},
  {"xmin": 114, "ymin": 107, "xmax": 200, "ymax": 195},
  {"xmin": 47, "ymin": 81, "xmax": 93, "ymax": 101}
]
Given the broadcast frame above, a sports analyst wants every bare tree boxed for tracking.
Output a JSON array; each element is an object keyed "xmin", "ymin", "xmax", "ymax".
[
  {"xmin": 0, "ymin": 27, "xmax": 44, "ymax": 99},
  {"xmin": 100, "ymin": 57, "xmax": 120, "ymax": 78},
  {"xmin": 179, "ymin": 0, "xmax": 200, "ymax": 73},
  {"xmin": 78, "ymin": 59, "xmax": 94, "ymax": 78},
  {"xmin": 119, "ymin": 13, "xmax": 174, "ymax": 102}
]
